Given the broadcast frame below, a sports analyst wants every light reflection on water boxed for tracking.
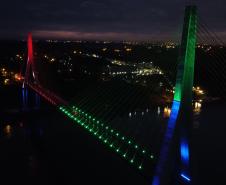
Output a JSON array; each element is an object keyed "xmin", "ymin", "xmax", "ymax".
[
  {"xmin": 1, "ymin": 118, "xmax": 44, "ymax": 141},
  {"xmin": 163, "ymin": 106, "xmax": 171, "ymax": 118},
  {"xmin": 4, "ymin": 124, "xmax": 12, "ymax": 138},
  {"xmin": 194, "ymin": 101, "xmax": 202, "ymax": 114},
  {"xmin": 158, "ymin": 100, "xmax": 203, "ymax": 127},
  {"xmin": 19, "ymin": 122, "xmax": 24, "ymax": 127},
  {"xmin": 193, "ymin": 100, "xmax": 203, "ymax": 129}
]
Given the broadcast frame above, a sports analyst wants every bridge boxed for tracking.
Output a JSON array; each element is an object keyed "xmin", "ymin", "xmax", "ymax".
[{"xmin": 19, "ymin": 5, "xmax": 226, "ymax": 185}]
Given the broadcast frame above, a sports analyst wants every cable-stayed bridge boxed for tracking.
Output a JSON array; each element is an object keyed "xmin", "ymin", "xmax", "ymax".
[{"xmin": 19, "ymin": 5, "xmax": 226, "ymax": 185}]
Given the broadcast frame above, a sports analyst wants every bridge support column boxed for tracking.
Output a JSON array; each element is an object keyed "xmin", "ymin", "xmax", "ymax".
[
  {"xmin": 151, "ymin": 5, "xmax": 197, "ymax": 185},
  {"xmin": 176, "ymin": 5, "xmax": 197, "ymax": 184}
]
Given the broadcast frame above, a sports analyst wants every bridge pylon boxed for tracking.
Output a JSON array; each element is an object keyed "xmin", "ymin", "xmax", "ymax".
[
  {"xmin": 22, "ymin": 33, "xmax": 41, "ymax": 110},
  {"xmin": 152, "ymin": 5, "xmax": 197, "ymax": 185},
  {"xmin": 23, "ymin": 33, "xmax": 39, "ymax": 86},
  {"xmin": 175, "ymin": 5, "xmax": 197, "ymax": 184}
]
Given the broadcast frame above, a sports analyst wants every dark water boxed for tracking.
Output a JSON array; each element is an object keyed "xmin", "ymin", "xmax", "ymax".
[
  {"xmin": 193, "ymin": 102, "xmax": 226, "ymax": 185},
  {"xmin": 1, "ymin": 85, "xmax": 226, "ymax": 185}
]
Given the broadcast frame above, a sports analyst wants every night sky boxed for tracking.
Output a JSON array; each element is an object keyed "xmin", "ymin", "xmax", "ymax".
[{"xmin": 0, "ymin": 0, "xmax": 226, "ymax": 41}]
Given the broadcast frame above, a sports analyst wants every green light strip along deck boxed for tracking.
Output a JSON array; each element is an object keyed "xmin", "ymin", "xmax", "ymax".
[
  {"xmin": 59, "ymin": 105, "xmax": 154, "ymax": 171},
  {"xmin": 71, "ymin": 105, "xmax": 154, "ymax": 160}
]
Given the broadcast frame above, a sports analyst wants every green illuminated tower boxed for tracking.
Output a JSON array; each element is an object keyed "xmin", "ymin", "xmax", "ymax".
[
  {"xmin": 175, "ymin": 5, "xmax": 197, "ymax": 184},
  {"xmin": 152, "ymin": 5, "xmax": 197, "ymax": 185},
  {"xmin": 174, "ymin": 6, "xmax": 197, "ymax": 104}
]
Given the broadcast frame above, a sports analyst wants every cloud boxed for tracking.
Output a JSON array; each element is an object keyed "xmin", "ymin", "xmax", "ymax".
[
  {"xmin": 0, "ymin": 0, "xmax": 226, "ymax": 41},
  {"xmin": 32, "ymin": 29, "xmax": 179, "ymax": 41}
]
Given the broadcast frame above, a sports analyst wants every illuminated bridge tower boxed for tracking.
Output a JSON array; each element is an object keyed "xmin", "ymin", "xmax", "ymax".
[
  {"xmin": 22, "ymin": 33, "xmax": 40, "ymax": 109},
  {"xmin": 176, "ymin": 5, "xmax": 197, "ymax": 184},
  {"xmin": 24, "ymin": 33, "xmax": 39, "ymax": 85},
  {"xmin": 152, "ymin": 5, "xmax": 197, "ymax": 185}
]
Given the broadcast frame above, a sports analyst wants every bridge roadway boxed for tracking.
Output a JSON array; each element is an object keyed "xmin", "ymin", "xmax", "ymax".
[{"xmin": 26, "ymin": 83, "xmax": 68, "ymax": 106}]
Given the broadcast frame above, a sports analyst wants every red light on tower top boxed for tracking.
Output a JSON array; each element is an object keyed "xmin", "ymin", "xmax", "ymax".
[
  {"xmin": 27, "ymin": 33, "xmax": 33, "ymax": 63},
  {"xmin": 24, "ymin": 32, "xmax": 34, "ymax": 84}
]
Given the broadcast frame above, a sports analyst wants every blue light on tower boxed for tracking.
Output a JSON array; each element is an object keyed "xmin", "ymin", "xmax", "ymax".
[
  {"xmin": 181, "ymin": 138, "xmax": 189, "ymax": 165},
  {"xmin": 181, "ymin": 173, "xmax": 191, "ymax": 182},
  {"xmin": 152, "ymin": 100, "xmax": 181, "ymax": 185},
  {"xmin": 180, "ymin": 136, "xmax": 190, "ymax": 183}
]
